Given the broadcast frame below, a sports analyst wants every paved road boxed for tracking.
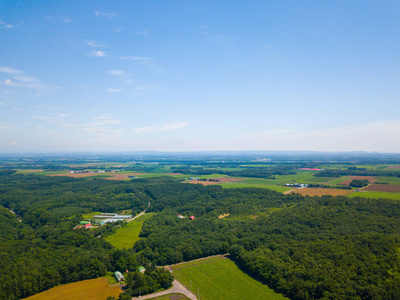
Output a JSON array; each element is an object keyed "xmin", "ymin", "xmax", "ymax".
[{"xmin": 132, "ymin": 279, "xmax": 197, "ymax": 300}]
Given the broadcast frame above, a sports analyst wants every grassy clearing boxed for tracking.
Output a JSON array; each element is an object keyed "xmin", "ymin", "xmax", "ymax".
[
  {"xmin": 105, "ymin": 213, "xmax": 155, "ymax": 249},
  {"xmin": 24, "ymin": 277, "xmax": 121, "ymax": 300},
  {"xmin": 82, "ymin": 211, "xmax": 102, "ymax": 219},
  {"xmin": 217, "ymin": 183, "xmax": 292, "ymax": 192},
  {"xmin": 172, "ymin": 257, "xmax": 289, "ymax": 300},
  {"xmin": 347, "ymin": 191, "xmax": 400, "ymax": 201}
]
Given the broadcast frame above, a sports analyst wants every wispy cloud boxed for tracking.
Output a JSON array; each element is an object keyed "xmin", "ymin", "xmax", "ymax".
[
  {"xmin": 0, "ymin": 122, "xmax": 15, "ymax": 130},
  {"xmin": 0, "ymin": 66, "xmax": 50, "ymax": 91},
  {"xmin": 108, "ymin": 88, "xmax": 122, "ymax": 92},
  {"xmin": 95, "ymin": 10, "xmax": 117, "ymax": 18},
  {"xmin": 120, "ymin": 56, "xmax": 148, "ymax": 63},
  {"xmin": 92, "ymin": 50, "xmax": 106, "ymax": 57},
  {"xmin": 133, "ymin": 122, "xmax": 189, "ymax": 134},
  {"xmin": 85, "ymin": 40, "xmax": 104, "ymax": 47},
  {"xmin": 136, "ymin": 30, "xmax": 149, "ymax": 35},
  {"xmin": 107, "ymin": 70, "xmax": 125, "ymax": 76}
]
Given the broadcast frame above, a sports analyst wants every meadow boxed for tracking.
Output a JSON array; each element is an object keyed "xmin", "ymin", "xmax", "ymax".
[
  {"xmin": 217, "ymin": 182, "xmax": 292, "ymax": 192},
  {"xmin": 24, "ymin": 277, "xmax": 121, "ymax": 300},
  {"xmin": 105, "ymin": 213, "xmax": 155, "ymax": 249},
  {"xmin": 170, "ymin": 256, "xmax": 289, "ymax": 300}
]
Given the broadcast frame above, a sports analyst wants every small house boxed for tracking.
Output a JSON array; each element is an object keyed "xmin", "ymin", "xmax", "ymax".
[
  {"xmin": 138, "ymin": 266, "xmax": 146, "ymax": 273},
  {"xmin": 189, "ymin": 216, "xmax": 195, "ymax": 220}
]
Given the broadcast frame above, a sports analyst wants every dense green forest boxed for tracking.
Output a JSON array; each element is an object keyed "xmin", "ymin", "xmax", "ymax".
[{"xmin": 1, "ymin": 171, "xmax": 400, "ymax": 299}]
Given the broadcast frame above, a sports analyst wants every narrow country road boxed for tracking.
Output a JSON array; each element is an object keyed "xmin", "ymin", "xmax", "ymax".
[
  {"xmin": 128, "ymin": 202, "xmax": 151, "ymax": 222},
  {"xmin": 131, "ymin": 279, "xmax": 197, "ymax": 300}
]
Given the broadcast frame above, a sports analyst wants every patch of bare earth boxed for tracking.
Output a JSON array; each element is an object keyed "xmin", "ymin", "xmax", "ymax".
[
  {"xmin": 363, "ymin": 185, "xmax": 400, "ymax": 193},
  {"xmin": 338, "ymin": 176, "xmax": 377, "ymax": 186},
  {"xmin": 218, "ymin": 213, "xmax": 230, "ymax": 219},
  {"xmin": 292, "ymin": 188, "xmax": 353, "ymax": 196},
  {"xmin": 188, "ymin": 177, "xmax": 245, "ymax": 185}
]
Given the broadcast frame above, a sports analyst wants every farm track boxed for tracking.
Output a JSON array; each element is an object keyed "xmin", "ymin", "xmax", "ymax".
[{"xmin": 132, "ymin": 279, "xmax": 197, "ymax": 300}]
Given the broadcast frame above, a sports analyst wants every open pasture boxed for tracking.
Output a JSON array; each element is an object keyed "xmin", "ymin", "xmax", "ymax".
[
  {"xmin": 105, "ymin": 213, "xmax": 155, "ymax": 249},
  {"xmin": 24, "ymin": 277, "xmax": 121, "ymax": 300},
  {"xmin": 292, "ymin": 188, "xmax": 353, "ymax": 197},
  {"xmin": 217, "ymin": 183, "xmax": 293, "ymax": 192},
  {"xmin": 170, "ymin": 256, "xmax": 288, "ymax": 300}
]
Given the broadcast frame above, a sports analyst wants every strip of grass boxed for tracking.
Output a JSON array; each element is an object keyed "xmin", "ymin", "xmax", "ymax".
[
  {"xmin": 172, "ymin": 257, "xmax": 289, "ymax": 300},
  {"xmin": 105, "ymin": 213, "xmax": 155, "ymax": 249},
  {"xmin": 149, "ymin": 294, "xmax": 189, "ymax": 300},
  {"xmin": 217, "ymin": 183, "xmax": 292, "ymax": 192},
  {"xmin": 82, "ymin": 211, "xmax": 102, "ymax": 219},
  {"xmin": 347, "ymin": 191, "xmax": 400, "ymax": 201}
]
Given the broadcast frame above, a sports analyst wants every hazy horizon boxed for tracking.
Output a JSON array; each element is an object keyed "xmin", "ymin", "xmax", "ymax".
[{"xmin": 1, "ymin": 1, "xmax": 399, "ymax": 153}]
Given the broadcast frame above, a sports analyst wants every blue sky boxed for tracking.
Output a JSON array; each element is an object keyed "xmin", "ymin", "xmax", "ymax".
[{"xmin": 1, "ymin": 1, "xmax": 399, "ymax": 153}]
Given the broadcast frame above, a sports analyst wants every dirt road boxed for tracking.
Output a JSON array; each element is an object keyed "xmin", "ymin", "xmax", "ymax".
[{"xmin": 132, "ymin": 279, "xmax": 197, "ymax": 300}]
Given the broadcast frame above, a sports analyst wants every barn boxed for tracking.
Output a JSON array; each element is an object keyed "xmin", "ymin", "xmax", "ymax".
[{"xmin": 114, "ymin": 271, "xmax": 125, "ymax": 282}]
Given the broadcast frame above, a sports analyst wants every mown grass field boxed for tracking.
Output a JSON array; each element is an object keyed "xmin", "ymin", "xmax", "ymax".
[
  {"xmin": 24, "ymin": 277, "xmax": 121, "ymax": 300},
  {"xmin": 105, "ymin": 213, "xmax": 155, "ymax": 249},
  {"xmin": 375, "ymin": 176, "xmax": 400, "ymax": 185},
  {"xmin": 217, "ymin": 183, "xmax": 292, "ymax": 192},
  {"xmin": 347, "ymin": 191, "xmax": 400, "ymax": 201},
  {"xmin": 170, "ymin": 256, "xmax": 289, "ymax": 300}
]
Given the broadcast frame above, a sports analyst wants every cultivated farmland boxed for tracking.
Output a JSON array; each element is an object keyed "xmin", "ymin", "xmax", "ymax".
[
  {"xmin": 292, "ymin": 188, "xmax": 353, "ymax": 196},
  {"xmin": 363, "ymin": 184, "xmax": 400, "ymax": 193},
  {"xmin": 169, "ymin": 256, "xmax": 288, "ymax": 300},
  {"xmin": 24, "ymin": 277, "xmax": 121, "ymax": 300},
  {"xmin": 105, "ymin": 213, "xmax": 155, "ymax": 249}
]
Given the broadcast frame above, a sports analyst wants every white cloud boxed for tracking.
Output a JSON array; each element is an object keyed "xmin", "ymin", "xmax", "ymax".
[
  {"xmin": 107, "ymin": 70, "xmax": 124, "ymax": 76},
  {"xmin": 95, "ymin": 10, "xmax": 116, "ymax": 18},
  {"xmin": 136, "ymin": 30, "xmax": 149, "ymax": 35},
  {"xmin": 63, "ymin": 18, "xmax": 71, "ymax": 23},
  {"xmin": 0, "ymin": 66, "xmax": 21, "ymax": 74},
  {"xmin": 85, "ymin": 40, "xmax": 104, "ymax": 47},
  {"xmin": 120, "ymin": 56, "xmax": 148, "ymax": 63},
  {"xmin": 93, "ymin": 50, "xmax": 106, "ymax": 57},
  {"xmin": 133, "ymin": 122, "xmax": 189, "ymax": 134},
  {"xmin": 0, "ymin": 66, "xmax": 50, "ymax": 90},
  {"xmin": 0, "ymin": 122, "xmax": 14, "ymax": 130},
  {"xmin": 108, "ymin": 88, "xmax": 122, "ymax": 92},
  {"xmin": 8, "ymin": 141, "xmax": 17, "ymax": 146}
]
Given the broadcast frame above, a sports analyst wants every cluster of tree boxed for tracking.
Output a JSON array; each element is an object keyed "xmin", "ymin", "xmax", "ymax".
[
  {"xmin": 2, "ymin": 171, "xmax": 400, "ymax": 299},
  {"xmin": 349, "ymin": 179, "xmax": 369, "ymax": 188}
]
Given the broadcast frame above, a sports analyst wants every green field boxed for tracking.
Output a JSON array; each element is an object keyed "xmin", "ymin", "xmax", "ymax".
[
  {"xmin": 82, "ymin": 211, "xmax": 102, "ymax": 219},
  {"xmin": 217, "ymin": 183, "xmax": 292, "ymax": 192},
  {"xmin": 105, "ymin": 213, "xmax": 155, "ymax": 249},
  {"xmin": 171, "ymin": 256, "xmax": 289, "ymax": 300},
  {"xmin": 347, "ymin": 191, "xmax": 400, "ymax": 201},
  {"xmin": 375, "ymin": 177, "xmax": 400, "ymax": 185}
]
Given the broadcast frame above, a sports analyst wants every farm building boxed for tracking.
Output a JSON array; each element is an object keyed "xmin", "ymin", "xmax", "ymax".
[
  {"xmin": 114, "ymin": 271, "xmax": 125, "ymax": 282},
  {"xmin": 80, "ymin": 221, "xmax": 91, "ymax": 225},
  {"xmin": 93, "ymin": 213, "xmax": 132, "ymax": 224},
  {"xmin": 189, "ymin": 216, "xmax": 195, "ymax": 220},
  {"xmin": 84, "ymin": 223, "xmax": 91, "ymax": 229},
  {"xmin": 138, "ymin": 266, "xmax": 146, "ymax": 273}
]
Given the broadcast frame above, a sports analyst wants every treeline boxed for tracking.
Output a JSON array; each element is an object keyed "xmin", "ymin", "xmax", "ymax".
[{"xmin": 0, "ymin": 174, "xmax": 166, "ymax": 300}]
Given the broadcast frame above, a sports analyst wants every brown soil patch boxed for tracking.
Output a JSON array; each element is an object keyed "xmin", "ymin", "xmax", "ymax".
[
  {"xmin": 218, "ymin": 213, "xmax": 230, "ymax": 219},
  {"xmin": 292, "ymin": 188, "xmax": 353, "ymax": 196},
  {"xmin": 363, "ymin": 185, "xmax": 400, "ymax": 193},
  {"xmin": 338, "ymin": 176, "xmax": 377, "ymax": 186},
  {"xmin": 387, "ymin": 166, "xmax": 400, "ymax": 169},
  {"xmin": 188, "ymin": 177, "xmax": 245, "ymax": 185}
]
